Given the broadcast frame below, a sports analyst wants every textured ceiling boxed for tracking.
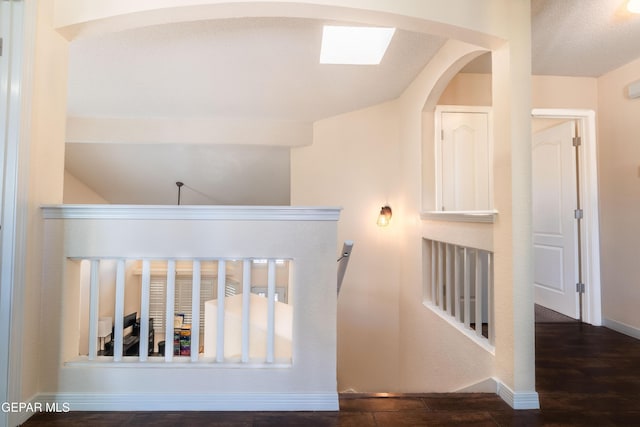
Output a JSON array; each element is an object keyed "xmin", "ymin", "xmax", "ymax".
[{"xmin": 531, "ymin": 0, "xmax": 640, "ymax": 77}]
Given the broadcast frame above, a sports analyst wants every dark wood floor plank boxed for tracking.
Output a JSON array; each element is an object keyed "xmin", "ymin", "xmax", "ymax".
[
  {"xmin": 339, "ymin": 396, "xmax": 427, "ymax": 412},
  {"xmin": 19, "ymin": 321, "xmax": 640, "ymax": 426},
  {"xmin": 375, "ymin": 410, "xmax": 498, "ymax": 427}
]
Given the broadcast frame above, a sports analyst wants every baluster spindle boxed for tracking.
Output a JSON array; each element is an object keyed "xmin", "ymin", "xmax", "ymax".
[
  {"xmin": 216, "ymin": 260, "xmax": 226, "ymax": 363},
  {"xmin": 266, "ymin": 259, "xmax": 276, "ymax": 363},
  {"xmin": 190, "ymin": 260, "xmax": 201, "ymax": 362},
  {"xmin": 164, "ymin": 260, "xmax": 176, "ymax": 362},
  {"xmin": 88, "ymin": 259, "xmax": 100, "ymax": 360},
  {"xmin": 242, "ymin": 260, "xmax": 251, "ymax": 363},
  {"xmin": 140, "ymin": 260, "xmax": 151, "ymax": 360}
]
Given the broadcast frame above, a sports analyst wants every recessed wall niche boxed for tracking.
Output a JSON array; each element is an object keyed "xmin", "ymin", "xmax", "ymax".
[{"xmin": 421, "ymin": 52, "xmax": 493, "ymax": 218}]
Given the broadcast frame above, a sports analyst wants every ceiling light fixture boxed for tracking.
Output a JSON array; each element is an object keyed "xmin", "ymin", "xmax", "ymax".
[
  {"xmin": 628, "ymin": 0, "xmax": 640, "ymax": 13},
  {"xmin": 176, "ymin": 181, "xmax": 184, "ymax": 205},
  {"xmin": 320, "ymin": 25, "xmax": 396, "ymax": 65}
]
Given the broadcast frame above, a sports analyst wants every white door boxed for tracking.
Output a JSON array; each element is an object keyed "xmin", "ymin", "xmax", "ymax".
[
  {"xmin": 438, "ymin": 110, "xmax": 491, "ymax": 211},
  {"xmin": 532, "ymin": 121, "xmax": 579, "ymax": 318}
]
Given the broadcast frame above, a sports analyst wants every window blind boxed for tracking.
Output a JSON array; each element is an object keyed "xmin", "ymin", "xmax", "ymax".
[{"xmin": 149, "ymin": 277, "xmax": 238, "ymax": 334}]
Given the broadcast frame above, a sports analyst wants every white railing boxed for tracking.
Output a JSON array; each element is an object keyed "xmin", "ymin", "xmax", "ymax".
[
  {"xmin": 40, "ymin": 205, "xmax": 341, "ymax": 411},
  {"xmin": 424, "ymin": 239, "xmax": 494, "ymax": 346},
  {"xmin": 81, "ymin": 257, "xmax": 291, "ymax": 365}
]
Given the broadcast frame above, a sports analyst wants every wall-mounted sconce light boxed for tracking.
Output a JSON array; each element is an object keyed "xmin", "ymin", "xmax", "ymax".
[{"xmin": 377, "ymin": 205, "xmax": 392, "ymax": 227}]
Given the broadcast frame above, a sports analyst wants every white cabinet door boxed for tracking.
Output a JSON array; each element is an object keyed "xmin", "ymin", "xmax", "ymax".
[{"xmin": 437, "ymin": 109, "xmax": 491, "ymax": 211}]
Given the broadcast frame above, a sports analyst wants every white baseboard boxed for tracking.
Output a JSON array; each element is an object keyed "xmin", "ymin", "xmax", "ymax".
[
  {"xmin": 496, "ymin": 382, "xmax": 539, "ymax": 410},
  {"xmin": 8, "ymin": 407, "xmax": 34, "ymax": 427},
  {"xmin": 35, "ymin": 392, "xmax": 339, "ymax": 411},
  {"xmin": 454, "ymin": 377, "xmax": 497, "ymax": 393},
  {"xmin": 4, "ymin": 394, "xmax": 52, "ymax": 427},
  {"xmin": 603, "ymin": 318, "xmax": 640, "ymax": 340}
]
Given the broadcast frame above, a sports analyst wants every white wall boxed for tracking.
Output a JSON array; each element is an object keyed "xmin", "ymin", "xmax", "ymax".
[
  {"xmin": 528, "ymin": 71, "xmax": 640, "ymax": 338},
  {"xmin": 413, "ymin": 2, "xmax": 536, "ymax": 402},
  {"xmin": 597, "ymin": 57, "xmax": 640, "ymax": 335},
  {"xmin": 10, "ymin": 0, "xmax": 537, "ymax": 411},
  {"xmin": 63, "ymin": 170, "xmax": 109, "ymax": 204},
  {"xmin": 292, "ymin": 2, "xmax": 536, "ymax": 401},
  {"xmin": 441, "ymin": 74, "xmax": 598, "ymax": 112},
  {"xmin": 17, "ymin": 1, "xmax": 68, "ymax": 412},
  {"xmin": 397, "ymin": 43, "xmax": 496, "ymax": 393},
  {"xmin": 532, "ymin": 76, "xmax": 598, "ymax": 111},
  {"xmin": 291, "ymin": 101, "xmax": 403, "ymax": 391},
  {"xmin": 292, "ymin": 31, "xmax": 533, "ymax": 395},
  {"xmin": 438, "ymin": 72, "xmax": 492, "ymax": 106},
  {"xmin": 0, "ymin": 3, "xmax": 29, "ymax": 426}
]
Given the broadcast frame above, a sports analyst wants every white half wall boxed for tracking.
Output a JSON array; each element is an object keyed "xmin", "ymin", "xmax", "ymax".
[{"xmin": 40, "ymin": 205, "xmax": 340, "ymax": 411}]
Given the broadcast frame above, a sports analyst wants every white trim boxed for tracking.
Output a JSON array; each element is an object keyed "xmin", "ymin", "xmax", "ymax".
[
  {"xmin": 531, "ymin": 109, "xmax": 602, "ymax": 326},
  {"xmin": 422, "ymin": 301, "xmax": 495, "ymax": 354},
  {"xmin": 1, "ymin": 3, "xmax": 35, "ymax": 427},
  {"xmin": 421, "ymin": 210, "xmax": 497, "ymax": 223},
  {"xmin": 603, "ymin": 318, "xmax": 640, "ymax": 340},
  {"xmin": 454, "ymin": 377, "xmax": 497, "ymax": 393},
  {"xmin": 496, "ymin": 381, "xmax": 540, "ymax": 410},
  {"xmin": 64, "ymin": 357, "xmax": 293, "ymax": 368},
  {"xmin": 6, "ymin": 395, "xmax": 35, "ymax": 427},
  {"xmin": 41, "ymin": 204, "xmax": 342, "ymax": 221},
  {"xmin": 35, "ymin": 392, "xmax": 339, "ymax": 411}
]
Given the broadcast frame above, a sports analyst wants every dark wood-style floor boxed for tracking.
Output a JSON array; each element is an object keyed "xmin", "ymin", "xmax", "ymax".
[{"xmin": 21, "ymin": 315, "xmax": 640, "ymax": 426}]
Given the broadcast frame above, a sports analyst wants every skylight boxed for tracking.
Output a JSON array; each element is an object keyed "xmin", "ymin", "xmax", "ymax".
[{"xmin": 320, "ymin": 25, "xmax": 396, "ymax": 65}]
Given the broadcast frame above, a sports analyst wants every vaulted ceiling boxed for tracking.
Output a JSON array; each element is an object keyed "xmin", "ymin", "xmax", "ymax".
[
  {"xmin": 66, "ymin": 17, "xmax": 444, "ymax": 205},
  {"xmin": 65, "ymin": 1, "xmax": 640, "ymax": 205},
  {"xmin": 67, "ymin": 17, "xmax": 445, "ymax": 123}
]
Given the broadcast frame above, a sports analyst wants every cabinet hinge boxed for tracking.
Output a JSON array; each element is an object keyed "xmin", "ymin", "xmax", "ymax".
[
  {"xmin": 576, "ymin": 282, "xmax": 585, "ymax": 293},
  {"xmin": 574, "ymin": 209, "xmax": 583, "ymax": 220},
  {"xmin": 573, "ymin": 136, "xmax": 582, "ymax": 147}
]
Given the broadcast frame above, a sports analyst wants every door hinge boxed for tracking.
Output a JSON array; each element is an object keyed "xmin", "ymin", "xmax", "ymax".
[
  {"xmin": 576, "ymin": 282, "xmax": 585, "ymax": 293},
  {"xmin": 573, "ymin": 136, "xmax": 582, "ymax": 147},
  {"xmin": 441, "ymin": 129, "xmax": 444, "ymax": 140},
  {"xmin": 574, "ymin": 209, "xmax": 583, "ymax": 219},
  {"xmin": 0, "ymin": 38, "xmax": 3, "ymax": 57}
]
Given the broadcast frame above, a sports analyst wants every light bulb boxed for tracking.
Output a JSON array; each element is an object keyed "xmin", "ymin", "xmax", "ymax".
[
  {"xmin": 628, "ymin": 0, "xmax": 640, "ymax": 14},
  {"xmin": 376, "ymin": 206, "xmax": 392, "ymax": 227}
]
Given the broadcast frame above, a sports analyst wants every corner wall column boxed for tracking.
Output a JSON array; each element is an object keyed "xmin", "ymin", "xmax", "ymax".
[{"xmin": 491, "ymin": 0, "xmax": 539, "ymax": 409}]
